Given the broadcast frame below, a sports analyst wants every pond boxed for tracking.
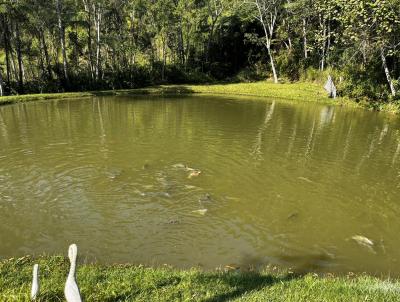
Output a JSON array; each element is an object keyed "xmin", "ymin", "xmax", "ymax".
[{"xmin": 0, "ymin": 95, "xmax": 400, "ymax": 275}]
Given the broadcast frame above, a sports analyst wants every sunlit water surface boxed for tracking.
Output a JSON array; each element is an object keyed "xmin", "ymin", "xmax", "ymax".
[{"xmin": 1, "ymin": 96, "xmax": 400, "ymax": 275}]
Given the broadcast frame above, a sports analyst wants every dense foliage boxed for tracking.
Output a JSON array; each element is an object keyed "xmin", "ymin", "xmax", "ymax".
[{"xmin": 0, "ymin": 0, "xmax": 399, "ymax": 101}]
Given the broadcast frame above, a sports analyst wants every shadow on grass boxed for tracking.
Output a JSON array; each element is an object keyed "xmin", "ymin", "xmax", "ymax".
[
  {"xmin": 98, "ymin": 271, "xmax": 297, "ymax": 302},
  {"xmin": 201, "ymin": 271, "xmax": 297, "ymax": 302}
]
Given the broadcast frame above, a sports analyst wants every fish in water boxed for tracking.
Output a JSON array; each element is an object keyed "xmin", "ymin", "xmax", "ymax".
[
  {"xmin": 172, "ymin": 163, "xmax": 201, "ymax": 178},
  {"xmin": 188, "ymin": 170, "xmax": 201, "ymax": 179},
  {"xmin": 224, "ymin": 264, "xmax": 240, "ymax": 272},
  {"xmin": 192, "ymin": 209, "xmax": 208, "ymax": 215},
  {"xmin": 135, "ymin": 189, "xmax": 147, "ymax": 197},
  {"xmin": 351, "ymin": 235, "xmax": 376, "ymax": 253},
  {"xmin": 167, "ymin": 219, "xmax": 180, "ymax": 224},
  {"xmin": 199, "ymin": 193, "xmax": 212, "ymax": 203},
  {"xmin": 106, "ymin": 168, "xmax": 123, "ymax": 180},
  {"xmin": 185, "ymin": 185, "xmax": 196, "ymax": 189},
  {"xmin": 287, "ymin": 212, "xmax": 299, "ymax": 220},
  {"xmin": 172, "ymin": 163, "xmax": 186, "ymax": 169},
  {"xmin": 298, "ymin": 177, "xmax": 313, "ymax": 183},
  {"xmin": 142, "ymin": 191, "xmax": 171, "ymax": 198}
]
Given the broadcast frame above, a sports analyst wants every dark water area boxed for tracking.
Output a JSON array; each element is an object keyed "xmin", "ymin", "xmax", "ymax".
[{"xmin": 1, "ymin": 95, "xmax": 400, "ymax": 275}]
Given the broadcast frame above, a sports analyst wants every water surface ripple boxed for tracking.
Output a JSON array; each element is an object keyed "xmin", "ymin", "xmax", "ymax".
[{"xmin": 0, "ymin": 96, "xmax": 400, "ymax": 275}]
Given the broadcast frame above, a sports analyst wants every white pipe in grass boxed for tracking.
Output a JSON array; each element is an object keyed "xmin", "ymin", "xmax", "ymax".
[{"xmin": 64, "ymin": 244, "xmax": 82, "ymax": 302}]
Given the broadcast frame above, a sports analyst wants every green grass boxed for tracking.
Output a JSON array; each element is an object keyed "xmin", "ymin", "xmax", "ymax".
[
  {"xmin": 1, "ymin": 81, "xmax": 399, "ymax": 113},
  {"xmin": 0, "ymin": 81, "xmax": 368, "ymax": 109},
  {"xmin": 1, "ymin": 256, "xmax": 400, "ymax": 301}
]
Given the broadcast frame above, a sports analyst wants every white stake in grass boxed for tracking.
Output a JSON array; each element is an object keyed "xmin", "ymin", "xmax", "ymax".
[
  {"xmin": 64, "ymin": 244, "xmax": 82, "ymax": 302},
  {"xmin": 31, "ymin": 264, "xmax": 39, "ymax": 300}
]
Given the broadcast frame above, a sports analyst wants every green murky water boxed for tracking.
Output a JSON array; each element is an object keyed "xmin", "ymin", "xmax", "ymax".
[{"xmin": 1, "ymin": 96, "xmax": 400, "ymax": 275}]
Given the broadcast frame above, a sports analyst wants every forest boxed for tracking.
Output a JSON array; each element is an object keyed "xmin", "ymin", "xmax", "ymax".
[{"xmin": 0, "ymin": 0, "xmax": 399, "ymax": 102}]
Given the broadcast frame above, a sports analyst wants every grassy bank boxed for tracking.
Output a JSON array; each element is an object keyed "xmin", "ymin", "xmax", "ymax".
[
  {"xmin": 0, "ymin": 81, "xmax": 367, "ymax": 109},
  {"xmin": 1, "ymin": 81, "xmax": 399, "ymax": 113},
  {"xmin": 1, "ymin": 256, "xmax": 399, "ymax": 301}
]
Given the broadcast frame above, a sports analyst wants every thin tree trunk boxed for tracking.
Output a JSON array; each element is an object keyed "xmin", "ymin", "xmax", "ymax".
[
  {"xmin": 302, "ymin": 18, "xmax": 308, "ymax": 59},
  {"xmin": 326, "ymin": 19, "xmax": 331, "ymax": 65},
  {"xmin": 0, "ymin": 71, "xmax": 4, "ymax": 96},
  {"xmin": 320, "ymin": 17, "xmax": 326, "ymax": 71},
  {"xmin": 15, "ymin": 22, "xmax": 24, "ymax": 93},
  {"xmin": 2, "ymin": 17, "xmax": 11, "ymax": 87},
  {"xmin": 83, "ymin": 0, "xmax": 94, "ymax": 79},
  {"xmin": 93, "ymin": 3, "xmax": 102, "ymax": 80},
  {"xmin": 162, "ymin": 34, "xmax": 166, "ymax": 81},
  {"xmin": 10, "ymin": 48, "xmax": 18, "ymax": 82},
  {"xmin": 129, "ymin": 9, "xmax": 136, "ymax": 68},
  {"xmin": 37, "ymin": 32, "xmax": 46, "ymax": 78},
  {"xmin": 205, "ymin": 21, "xmax": 216, "ymax": 64},
  {"xmin": 5, "ymin": 29, "xmax": 11, "ymax": 85},
  {"xmin": 40, "ymin": 30, "xmax": 53, "ymax": 80},
  {"xmin": 177, "ymin": 18, "xmax": 185, "ymax": 65},
  {"xmin": 56, "ymin": 0, "xmax": 69, "ymax": 83},
  {"xmin": 255, "ymin": 0, "xmax": 279, "ymax": 83},
  {"xmin": 381, "ymin": 47, "xmax": 396, "ymax": 97},
  {"xmin": 268, "ymin": 47, "xmax": 278, "ymax": 83}
]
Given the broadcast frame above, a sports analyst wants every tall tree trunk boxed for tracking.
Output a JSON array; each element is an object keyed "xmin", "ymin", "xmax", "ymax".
[
  {"xmin": 381, "ymin": 47, "xmax": 396, "ymax": 97},
  {"xmin": 162, "ymin": 34, "xmax": 166, "ymax": 81},
  {"xmin": 255, "ymin": 0, "xmax": 279, "ymax": 83},
  {"xmin": 40, "ymin": 30, "xmax": 53, "ymax": 80},
  {"xmin": 129, "ymin": 9, "xmax": 136, "ymax": 68},
  {"xmin": 205, "ymin": 21, "xmax": 216, "ymax": 64},
  {"xmin": 2, "ymin": 17, "xmax": 11, "ymax": 87},
  {"xmin": 37, "ymin": 32, "xmax": 46, "ymax": 78},
  {"xmin": 56, "ymin": 0, "xmax": 69, "ymax": 84},
  {"xmin": 4, "ymin": 30, "xmax": 11, "ymax": 85},
  {"xmin": 268, "ymin": 46, "xmax": 278, "ymax": 83},
  {"xmin": 15, "ymin": 22, "xmax": 24, "ymax": 93},
  {"xmin": 9, "ymin": 48, "xmax": 18, "ymax": 82},
  {"xmin": 302, "ymin": 18, "xmax": 308, "ymax": 59},
  {"xmin": 93, "ymin": 3, "xmax": 102, "ymax": 80},
  {"xmin": 83, "ymin": 0, "xmax": 94, "ymax": 79},
  {"xmin": 177, "ymin": 18, "xmax": 185, "ymax": 65},
  {"xmin": 0, "ymin": 70, "xmax": 4, "ymax": 96},
  {"xmin": 319, "ymin": 15, "xmax": 326, "ymax": 71},
  {"xmin": 326, "ymin": 19, "xmax": 331, "ymax": 65}
]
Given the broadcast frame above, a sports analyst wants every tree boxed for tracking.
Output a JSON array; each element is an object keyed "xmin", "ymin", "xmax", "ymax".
[
  {"xmin": 246, "ymin": 0, "xmax": 283, "ymax": 83},
  {"xmin": 337, "ymin": 0, "xmax": 400, "ymax": 96},
  {"xmin": 55, "ymin": 0, "xmax": 69, "ymax": 84}
]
